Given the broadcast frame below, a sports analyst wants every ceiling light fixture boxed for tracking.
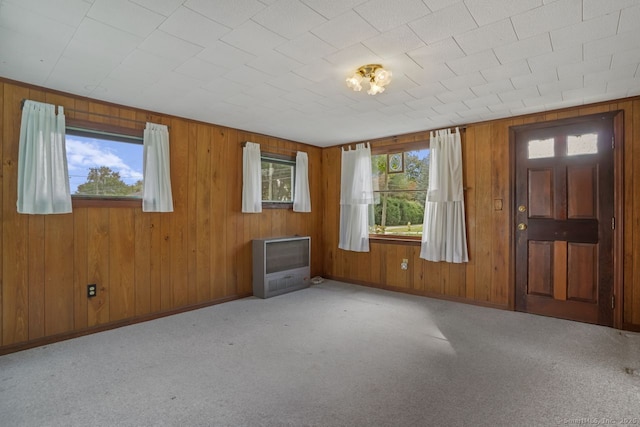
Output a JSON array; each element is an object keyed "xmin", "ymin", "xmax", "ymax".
[{"xmin": 346, "ymin": 64, "xmax": 392, "ymax": 95}]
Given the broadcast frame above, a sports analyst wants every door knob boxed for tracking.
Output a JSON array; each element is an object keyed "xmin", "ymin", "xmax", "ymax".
[
  {"xmin": 517, "ymin": 223, "xmax": 527, "ymax": 231},
  {"xmin": 518, "ymin": 205, "xmax": 527, "ymax": 212}
]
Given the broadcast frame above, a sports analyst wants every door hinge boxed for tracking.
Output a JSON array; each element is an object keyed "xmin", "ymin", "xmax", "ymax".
[
  {"xmin": 612, "ymin": 136, "xmax": 615, "ymax": 149},
  {"xmin": 612, "ymin": 295, "xmax": 615, "ymax": 309},
  {"xmin": 612, "ymin": 217, "xmax": 615, "ymax": 230}
]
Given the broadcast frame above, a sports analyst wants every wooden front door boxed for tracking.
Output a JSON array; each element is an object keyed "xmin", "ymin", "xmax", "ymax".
[{"xmin": 514, "ymin": 114, "xmax": 615, "ymax": 326}]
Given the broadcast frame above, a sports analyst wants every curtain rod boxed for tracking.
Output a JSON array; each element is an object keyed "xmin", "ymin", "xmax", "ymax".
[
  {"xmin": 243, "ymin": 142, "xmax": 300, "ymax": 155},
  {"xmin": 20, "ymin": 99, "xmax": 162, "ymax": 128}
]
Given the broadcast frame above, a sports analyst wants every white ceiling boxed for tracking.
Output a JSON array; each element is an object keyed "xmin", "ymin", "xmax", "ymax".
[{"xmin": 1, "ymin": 0, "xmax": 639, "ymax": 147}]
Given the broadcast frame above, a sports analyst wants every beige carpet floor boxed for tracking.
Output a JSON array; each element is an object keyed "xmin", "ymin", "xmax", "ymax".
[{"xmin": 1, "ymin": 280, "xmax": 639, "ymax": 426}]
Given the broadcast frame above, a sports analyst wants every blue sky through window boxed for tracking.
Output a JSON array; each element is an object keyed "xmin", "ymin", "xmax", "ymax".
[{"xmin": 66, "ymin": 135, "xmax": 143, "ymax": 194}]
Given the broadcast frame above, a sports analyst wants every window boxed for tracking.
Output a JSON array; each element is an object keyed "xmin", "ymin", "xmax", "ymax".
[
  {"xmin": 567, "ymin": 133, "xmax": 598, "ymax": 156},
  {"xmin": 369, "ymin": 144, "xmax": 430, "ymax": 238},
  {"xmin": 66, "ymin": 124, "xmax": 144, "ymax": 200},
  {"xmin": 527, "ymin": 138, "xmax": 555, "ymax": 159},
  {"xmin": 261, "ymin": 154, "xmax": 295, "ymax": 207}
]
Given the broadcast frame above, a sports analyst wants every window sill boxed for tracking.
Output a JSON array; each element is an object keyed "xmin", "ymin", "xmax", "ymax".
[
  {"xmin": 72, "ymin": 196, "xmax": 141, "ymax": 208},
  {"xmin": 262, "ymin": 202, "xmax": 293, "ymax": 210},
  {"xmin": 369, "ymin": 235, "xmax": 421, "ymax": 246}
]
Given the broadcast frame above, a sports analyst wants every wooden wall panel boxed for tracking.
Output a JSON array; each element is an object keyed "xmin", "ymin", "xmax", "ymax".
[
  {"xmin": 0, "ymin": 79, "xmax": 325, "ymax": 352},
  {"xmin": 2, "ymin": 79, "xmax": 640, "ymax": 352},
  {"xmin": 322, "ymin": 96, "xmax": 640, "ymax": 329}
]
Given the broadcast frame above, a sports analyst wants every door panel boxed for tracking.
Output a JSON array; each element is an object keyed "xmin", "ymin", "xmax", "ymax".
[{"xmin": 514, "ymin": 114, "xmax": 614, "ymax": 326}]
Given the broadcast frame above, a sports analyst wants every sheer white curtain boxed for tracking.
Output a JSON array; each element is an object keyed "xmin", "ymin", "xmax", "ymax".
[
  {"xmin": 142, "ymin": 122, "xmax": 174, "ymax": 212},
  {"xmin": 242, "ymin": 142, "xmax": 262, "ymax": 213},
  {"xmin": 339, "ymin": 143, "xmax": 374, "ymax": 252},
  {"xmin": 293, "ymin": 151, "xmax": 311, "ymax": 212},
  {"xmin": 17, "ymin": 100, "xmax": 72, "ymax": 214},
  {"xmin": 420, "ymin": 128, "xmax": 469, "ymax": 263}
]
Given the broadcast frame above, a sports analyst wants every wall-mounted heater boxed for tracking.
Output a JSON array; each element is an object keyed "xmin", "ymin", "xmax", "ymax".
[{"xmin": 252, "ymin": 236, "xmax": 311, "ymax": 298}]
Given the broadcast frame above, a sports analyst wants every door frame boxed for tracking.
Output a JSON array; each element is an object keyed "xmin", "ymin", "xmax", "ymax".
[{"xmin": 509, "ymin": 111, "xmax": 624, "ymax": 329}]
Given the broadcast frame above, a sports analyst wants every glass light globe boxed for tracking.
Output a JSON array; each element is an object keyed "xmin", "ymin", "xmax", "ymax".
[
  {"xmin": 346, "ymin": 73, "xmax": 363, "ymax": 91},
  {"xmin": 374, "ymin": 68, "xmax": 392, "ymax": 86}
]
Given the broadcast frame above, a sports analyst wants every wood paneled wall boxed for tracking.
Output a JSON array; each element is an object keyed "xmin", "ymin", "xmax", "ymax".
[
  {"xmin": 322, "ymin": 97, "xmax": 640, "ymax": 331},
  {"xmin": 0, "ymin": 79, "xmax": 323, "ymax": 351},
  {"xmin": 2, "ymin": 77, "xmax": 639, "ymax": 354}
]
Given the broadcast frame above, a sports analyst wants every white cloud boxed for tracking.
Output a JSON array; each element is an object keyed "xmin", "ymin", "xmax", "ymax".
[{"xmin": 66, "ymin": 136, "xmax": 143, "ymax": 183}]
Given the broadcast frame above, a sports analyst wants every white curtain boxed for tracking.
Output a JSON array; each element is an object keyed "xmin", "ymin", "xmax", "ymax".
[
  {"xmin": 293, "ymin": 151, "xmax": 311, "ymax": 212},
  {"xmin": 339, "ymin": 143, "xmax": 374, "ymax": 252},
  {"xmin": 17, "ymin": 100, "xmax": 72, "ymax": 214},
  {"xmin": 142, "ymin": 122, "xmax": 174, "ymax": 212},
  {"xmin": 420, "ymin": 128, "xmax": 469, "ymax": 263},
  {"xmin": 242, "ymin": 142, "xmax": 262, "ymax": 213}
]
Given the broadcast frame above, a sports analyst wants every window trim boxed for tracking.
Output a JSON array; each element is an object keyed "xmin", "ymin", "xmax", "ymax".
[
  {"xmin": 369, "ymin": 139, "xmax": 430, "ymax": 242},
  {"xmin": 261, "ymin": 152, "xmax": 295, "ymax": 209},
  {"xmin": 66, "ymin": 118, "xmax": 144, "ymax": 207}
]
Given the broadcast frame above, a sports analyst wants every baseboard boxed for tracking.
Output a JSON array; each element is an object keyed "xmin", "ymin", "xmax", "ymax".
[
  {"xmin": 324, "ymin": 275, "xmax": 510, "ymax": 311},
  {"xmin": 0, "ymin": 292, "xmax": 252, "ymax": 356}
]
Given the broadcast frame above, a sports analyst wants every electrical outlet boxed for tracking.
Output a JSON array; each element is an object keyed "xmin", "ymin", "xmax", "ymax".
[
  {"xmin": 87, "ymin": 284, "xmax": 97, "ymax": 298},
  {"xmin": 401, "ymin": 259, "xmax": 408, "ymax": 270}
]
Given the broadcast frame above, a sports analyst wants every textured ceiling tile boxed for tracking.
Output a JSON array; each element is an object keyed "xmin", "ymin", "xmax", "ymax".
[
  {"xmin": 585, "ymin": 63, "xmax": 638, "ymax": 86},
  {"xmin": 436, "ymin": 88, "xmax": 475, "ymax": 103},
  {"xmin": 139, "ymin": 31, "xmax": 203, "ymax": 63},
  {"xmin": 465, "ymin": 0, "xmax": 541, "ymax": 26},
  {"xmin": 362, "ymin": 26, "xmax": 425, "ymax": 59},
  {"xmin": 537, "ymin": 77, "xmax": 583, "ymax": 96},
  {"xmin": 446, "ymin": 50, "xmax": 500, "ymax": 76},
  {"xmin": 584, "ymin": 32, "xmax": 640, "ymax": 60},
  {"xmin": 407, "ymin": 37, "xmax": 465, "ymax": 67},
  {"xmin": 197, "ymin": 42, "xmax": 255, "ymax": 68},
  {"xmin": 5, "ymin": 0, "xmax": 91, "ymax": 26},
  {"xmin": 87, "ymin": 0, "xmax": 165, "ymax": 38},
  {"xmin": 494, "ymin": 33, "xmax": 552, "ymax": 64},
  {"xmin": 276, "ymin": 33, "xmax": 337, "ymax": 64},
  {"xmin": 354, "ymin": 0, "xmax": 430, "ymax": 32},
  {"xmin": 120, "ymin": 49, "xmax": 181, "ymax": 74},
  {"xmin": 527, "ymin": 45, "xmax": 582, "ymax": 73},
  {"xmin": 159, "ymin": 6, "xmax": 230, "ymax": 47},
  {"xmin": 130, "ymin": 0, "xmax": 183, "ymax": 16},
  {"xmin": 583, "ymin": 0, "xmax": 639, "ymax": 20},
  {"xmin": 550, "ymin": 12, "xmax": 618, "ymax": 51},
  {"xmin": 455, "ymin": 19, "xmax": 518, "ymax": 55},
  {"xmin": 409, "ymin": 2, "xmax": 477, "ymax": 44},
  {"xmin": 481, "ymin": 60, "xmax": 531, "ymax": 82},
  {"xmin": 611, "ymin": 48, "xmax": 640, "ymax": 68},
  {"xmin": 618, "ymin": 4, "xmax": 640, "ymax": 33},
  {"xmin": 0, "ymin": 1, "xmax": 75, "ymax": 42},
  {"xmin": 405, "ymin": 82, "xmax": 448, "ymax": 99},
  {"xmin": 174, "ymin": 57, "xmax": 228, "ymax": 82},
  {"xmin": 70, "ymin": 18, "xmax": 142, "ymax": 58},
  {"xmin": 498, "ymin": 86, "xmax": 540, "ymax": 103},
  {"xmin": 511, "ymin": 0, "xmax": 582, "ymax": 40},
  {"xmin": 311, "ymin": 10, "xmax": 379, "ymax": 50},
  {"xmin": 221, "ymin": 20, "xmax": 287, "ymax": 56},
  {"xmin": 471, "ymin": 79, "xmax": 515, "ymax": 96},
  {"xmin": 222, "ymin": 64, "xmax": 273, "ymax": 86},
  {"xmin": 293, "ymin": 59, "xmax": 338, "ymax": 82},
  {"xmin": 464, "ymin": 93, "xmax": 501, "ymax": 109},
  {"xmin": 301, "ymin": 0, "xmax": 368, "ymax": 19},
  {"xmin": 184, "ymin": 0, "xmax": 265, "ymax": 28},
  {"xmin": 422, "ymin": 0, "xmax": 463, "ymax": 12},
  {"xmin": 511, "ymin": 68, "xmax": 558, "ymax": 89},
  {"xmin": 441, "ymin": 72, "xmax": 487, "ymax": 91},
  {"xmin": 405, "ymin": 63, "xmax": 456, "ymax": 86},
  {"xmin": 247, "ymin": 51, "xmax": 303, "ymax": 76},
  {"xmin": 0, "ymin": 27, "xmax": 59, "ymax": 83},
  {"xmin": 252, "ymin": 0, "xmax": 326, "ymax": 39},
  {"xmin": 324, "ymin": 43, "xmax": 382, "ymax": 68},
  {"xmin": 557, "ymin": 56, "xmax": 612, "ymax": 81}
]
